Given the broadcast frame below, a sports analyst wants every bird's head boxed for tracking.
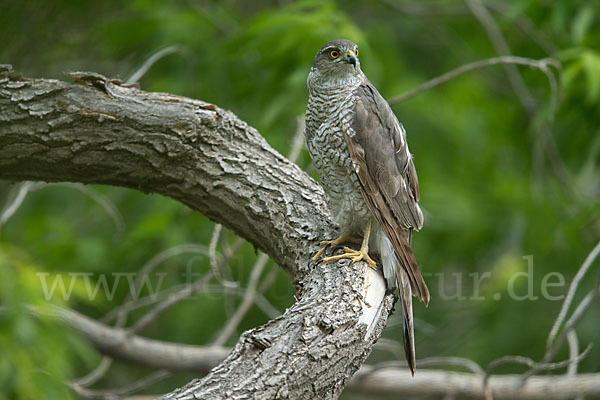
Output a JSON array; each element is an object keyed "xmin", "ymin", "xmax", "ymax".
[{"xmin": 311, "ymin": 39, "xmax": 361, "ymax": 81}]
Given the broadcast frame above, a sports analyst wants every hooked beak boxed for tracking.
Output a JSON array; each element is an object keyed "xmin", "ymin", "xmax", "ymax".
[{"xmin": 345, "ymin": 49, "xmax": 357, "ymax": 67}]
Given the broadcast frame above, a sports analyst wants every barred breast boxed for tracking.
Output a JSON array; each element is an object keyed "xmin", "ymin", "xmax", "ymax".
[{"xmin": 305, "ymin": 84, "xmax": 371, "ymax": 234}]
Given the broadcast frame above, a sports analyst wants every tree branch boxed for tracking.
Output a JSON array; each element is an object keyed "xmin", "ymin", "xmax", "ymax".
[
  {"xmin": 0, "ymin": 64, "xmax": 329, "ymax": 278},
  {"xmin": 211, "ymin": 253, "xmax": 269, "ymax": 346},
  {"xmin": 0, "ymin": 65, "xmax": 395, "ymax": 399},
  {"xmin": 465, "ymin": 0, "xmax": 536, "ymax": 114},
  {"xmin": 387, "ymin": 56, "xmax": 559, "ymax": 105},
  {"xmin": 40, "ymin": 305, "xmax": 600, "ymax": 400},
  {"xmin": 347, "ymin": 365, "xmax": 600, "ymax": 400},
  {"xmin": 546, "ymin": 239, "xmax": 600, "ymax": 350},
  {"xmin": 34, "ymin": 305, "xmax": 230, "ymax": 374}
]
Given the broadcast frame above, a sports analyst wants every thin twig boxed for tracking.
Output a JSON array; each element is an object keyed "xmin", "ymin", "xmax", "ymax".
[
  {"xmin": 116, "ymin": 370, "xmax": 171, "ymax": 396},
  {"xmin": 212, "ymin": 253, "xmax": 269, "ymax": 346},
  {"xmin": 102, "ymin": 239, "xmax": 246, "ymax": 325},
  {"xmin": 72, "ymin": 370, "xmax": 171, "ymax": 399},
  {"xmin": 486, "ymin": 1, "xmax": 559, "ymax": 55},
  {"xmin": 114, "ymin": 244, "xmax": 210, "ymax": 327},
  {"xmin": 220, "ymin": 237, "xmax": 245, "ymax": 264},
  {"xmin": 127, "ymin": 272, "xmax": 215, "ymax": 335},
  {"xmin": 157, "ymin": 283, "xmax": 277, "ymax": 317},
  {"xmin": 251, "ymin": 263, "xmax": 281, "ymax": 318},
  {"xmin": 72, "ymin": 357, "xmax": 113, "ymax": 387},
  {"xmin": 102, "ymin": 284, "xmax": 186, "ymax": 324},
  {"xmin": 126, "ymin": 46, "xmax": 184, "ymax": 84},
  {"xmin": 546, "ymin": 239, "xmax": 600, "ymax": 350},
  {"xmin": 484, "ymin": 345, "xmax": 592, "ymax": 399},
  {"xmin": 3, "ymin": 182, "xmax": 126, "ymax": 236},
  {"xmin": 465, "ymin": 0, "xmax": 575, "ymax": 200},
  {"xmin": 44, "ymin": 183, "xmax": 126, "ymax": 233},
  {"xmin": 418, "ymin": 356, "xmax": 485, "ymax": 376},
  {"xmin": 521, "ymin": 282, "xmax": 600, "ymax": 384},
  {"xmin": 390, "ymin": 48, "xmax": 572, "ymax": 199},
  {"xmin": 567, "ymin": 334, "xmax": 586, "ymax": 400},
  {"xmin": 0, "ymin": 181, "xmax": 32, "ymax": 228},
  {"xmin": 566, "ymin": 330, "xmax": 580, "ymax": 378},
  {"xmin": 208, "ymin": 224, "xmax": 237, "ymax": 289},
  {"xmin": 82, "ymin": 244, "xmax": 211, "ymax": 386},
  {"xmin": 544, "ymin": 283, "xmax": 600, "ymax": 364},
  {"xmin": 130, "ymin": 244, "xmax": 210, "ymax": 294},
  {"xmin": 257, "ymin": 266, "xmax": 279, "ymax": 295},
  {"xmin": 387, "ymin": 56, "xmax": 559, "ymax": 105},
  {"xmin": 253, "ymin": 292, "xmax": 281, "ymax": 319},
  {"xmin": 465, "ymin": 0, "xmax": 536, "ymax": 114},
  {"xmin": 209, "ymin": 223, "xmax": 222, "ymax": 276},
  {"xmin": 373, "ymin": 338, "xmax": 405, "ymax": 360},
  {"xmin": 363, "ymin": 360, "xmax": 406, "ymax": 371},
  {"xmin": 212, "ymin": 225, "xmax": 239, "ymax": 323},
  {"xmin": 488, "ymin": 347, "xmax": 592, "ymax": 376},
  {"xmin": 104, "ymin": 280, "xmax": 278, "ymax": 327},
  {"xmin": 116, "ymin": 236, "xmax": 243, "ymax": 334}
]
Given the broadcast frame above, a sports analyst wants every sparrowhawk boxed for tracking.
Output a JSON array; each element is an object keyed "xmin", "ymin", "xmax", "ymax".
[{"xmin": 304, "ymin": 39, "xmax": 430, "ymax": 375}]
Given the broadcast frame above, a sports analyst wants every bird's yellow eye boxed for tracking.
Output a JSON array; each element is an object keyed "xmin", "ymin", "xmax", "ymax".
[
  {"xmin": 355, "ymin": 49, "xmax": 359, "ymax": 56},
  {"xmin": 330, "ymin": 50, "xmax": 339, "ymax": 59}
]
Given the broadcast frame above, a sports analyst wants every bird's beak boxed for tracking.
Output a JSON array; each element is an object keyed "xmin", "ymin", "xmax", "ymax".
[{"xmin": 345, "ymin": 49, "xmax": 357, "ymax": 67}]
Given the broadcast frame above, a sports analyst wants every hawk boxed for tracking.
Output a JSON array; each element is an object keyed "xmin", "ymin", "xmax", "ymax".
[{"xmin": 304, "ymin": 39, "xmax": 430, "ymax": 375}]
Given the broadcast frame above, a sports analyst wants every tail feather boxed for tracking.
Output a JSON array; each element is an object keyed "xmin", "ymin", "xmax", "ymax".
[
  {"xmin": 377, "ymin": 232, "xmax": 416, "ymax": 375},
  {"xmin": 378, "ymin": 218, "xmax": 430, "ymax": 305},
  {"xmin": 398, "ymin": 266, "xmax": 415, "ymax": 375}
]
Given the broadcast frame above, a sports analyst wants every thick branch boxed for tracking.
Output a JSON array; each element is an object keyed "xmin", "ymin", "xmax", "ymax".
[
  {"xmin": 0, "ymin": 65, "xmax": 331, "ymax": 278},
  {"xmin": 0, "ymin": 66, "xmax": 394, "ymax": 399}
]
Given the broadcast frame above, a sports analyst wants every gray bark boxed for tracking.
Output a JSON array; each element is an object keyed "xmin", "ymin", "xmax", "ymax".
[
  {"xmin": 0, "ymin": 65, "xmax": 396, "ymax": 399},
  {"xmin": 0, "ymin": 65, "xmax": 325, "ymax": 278}
]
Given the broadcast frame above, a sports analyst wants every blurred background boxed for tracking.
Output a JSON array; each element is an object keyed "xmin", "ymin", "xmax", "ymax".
[{"xmin": 0, "ymin": 0, "xmax": 599, "ymax": 399}]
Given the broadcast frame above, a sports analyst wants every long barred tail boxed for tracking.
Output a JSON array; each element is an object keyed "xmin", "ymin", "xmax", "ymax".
[{"xmin": 377, "ymin": 231, "xmax": 416, "ymax": 376}]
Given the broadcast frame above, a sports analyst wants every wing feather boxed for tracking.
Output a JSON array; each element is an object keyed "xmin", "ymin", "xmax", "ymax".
[{"xmin": 346, "ymin": 80, "xmax": 429, "ymax": 304}]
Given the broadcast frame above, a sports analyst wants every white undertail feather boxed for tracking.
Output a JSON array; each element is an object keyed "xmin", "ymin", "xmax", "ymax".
[{"xmin": 377, "ymin": 229, "xmax": 416, "ymax": 375}]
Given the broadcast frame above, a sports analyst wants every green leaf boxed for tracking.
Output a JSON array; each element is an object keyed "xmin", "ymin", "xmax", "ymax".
[
  {"xmin": 581, "ymin": 50, "xmax": 600, "ymax": 102},
  {"xmin": 571, "ymin": 5, "xmax": 595, "ymax": 45}
]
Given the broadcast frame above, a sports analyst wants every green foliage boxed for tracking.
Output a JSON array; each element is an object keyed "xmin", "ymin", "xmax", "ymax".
[
  {"xmin": 0, "ymin": 0, "xmax": 599, "ymax": 397},
  {"xmin": 0, "ymin": 245, "xmax": 96, "ymax": 400}
]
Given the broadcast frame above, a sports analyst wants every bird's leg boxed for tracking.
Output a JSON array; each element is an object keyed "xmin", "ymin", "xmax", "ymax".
[
  {"xmin": 321, "ymin": 220, "xmax": 378, "ymax": 270},
  {"xmin": 312, "ymin": 231, "xmax": 361, "ymax": 262}
]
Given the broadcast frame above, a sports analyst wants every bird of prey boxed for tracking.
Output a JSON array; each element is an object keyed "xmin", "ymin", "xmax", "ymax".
[{"xmin": 304, "ymin": 39, "xmax": 429, "ymax": 375}]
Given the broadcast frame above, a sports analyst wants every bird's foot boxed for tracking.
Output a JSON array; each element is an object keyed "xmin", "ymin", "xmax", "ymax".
[
  {"xmin": 322, "ymin": 246, "xmax": 378, "ymax": 270},
  {"xmin": 311, "ymin": 234, "xmax": 361, "ymax": 263}
]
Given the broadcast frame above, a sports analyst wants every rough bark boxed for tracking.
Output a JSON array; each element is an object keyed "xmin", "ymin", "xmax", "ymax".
[
  {"xmin": 0, "ymin": 65, "xmax": 331, "ymax": 278},
  {"xmin": 0, "ymin": 65, "xmax": 396, "ymax": 399}
]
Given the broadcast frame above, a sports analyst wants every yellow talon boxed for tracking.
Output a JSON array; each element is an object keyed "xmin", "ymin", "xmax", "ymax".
[
  {"xmin": 317, "ymin": 220, "xmax": 378, "ymax": 270},
  {"xmin": 351, "ymin": 249, "xmax": 378, "ymax": 270},
  {"xmin": 311, "ymin": 232, "xmax": 361, "ymax": 262},
  {"xmin": 322, "ymin": 246, "xmax": 378, "ymax": 270}
]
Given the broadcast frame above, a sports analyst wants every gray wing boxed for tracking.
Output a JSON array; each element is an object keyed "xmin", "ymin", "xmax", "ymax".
[
  {"xmin": 345, "ymin": 78, "xmax": 429, "ymax": 375},
  {"xmin": 345, "ymin": 78, "xmax": 429, "ymax": 303}
]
